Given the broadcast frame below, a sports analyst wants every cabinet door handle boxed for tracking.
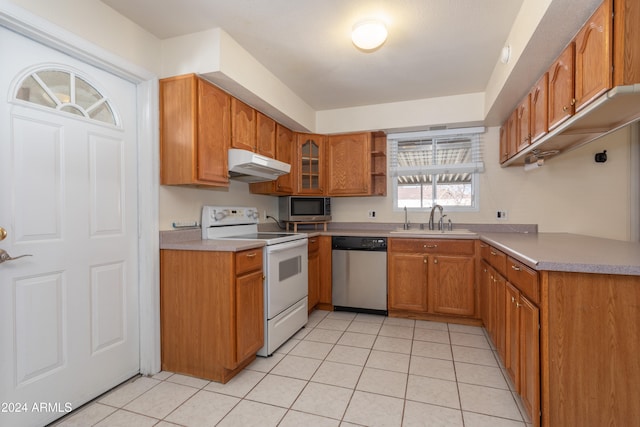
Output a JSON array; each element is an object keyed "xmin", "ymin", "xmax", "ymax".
[
  {"xmin": 433, "ymin": 259, "xmax": 438, "ymax": 264},
  {"xmin": 511, "ymin": 265, "xmax": 521, "ymax": 271},
  {"xmin": 511, "ymin": 296, "xmax": 516, "ymax": 303}
]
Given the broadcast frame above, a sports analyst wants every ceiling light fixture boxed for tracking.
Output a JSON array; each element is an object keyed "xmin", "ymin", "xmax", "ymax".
[
  {"xmin": 351, "ymin": 19, "xmax": 388, "ymax": 51},
  {"xmin": 500, "ymin": 44, "xmax": 511, "ymax": 64}
]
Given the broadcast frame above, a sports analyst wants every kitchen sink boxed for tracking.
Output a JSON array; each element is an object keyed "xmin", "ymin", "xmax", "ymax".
[{"xmin": 390, "ymin": 228, "xmax": 477, "ymax": 236}]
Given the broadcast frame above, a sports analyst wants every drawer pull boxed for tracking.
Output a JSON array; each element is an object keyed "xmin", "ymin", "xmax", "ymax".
[
  {"xmin": 490, "ymin": 251, "xmax": 497, "ymax": 256},
  {"xmin": 310, "ymin": 239, "xmax": 317, "ymax": 243},
  {"xmin": 511, "ymin": 265, "xmax": 521, "ymax": 271},
  {"xmin": 424, "ymin": 244, "xmax": 438, "ymax": 249},
  {"xmin": 245, "ymin": 252, "xmax": 257, "ymax": 258}
]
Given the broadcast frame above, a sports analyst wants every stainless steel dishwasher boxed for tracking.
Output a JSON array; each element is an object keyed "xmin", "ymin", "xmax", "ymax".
[{"xmin": 331, "ymin": 236, "xmax": 387, "ymax": 315}]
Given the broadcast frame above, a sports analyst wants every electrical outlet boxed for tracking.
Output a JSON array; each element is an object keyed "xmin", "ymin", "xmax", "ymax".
[
  {"xmin": 368, "ymin": 210, "xmax": 376, "ymax": 219},
  {"xmin": 496, "ymin": 210, "xmax": 508, "ymax": 220}
]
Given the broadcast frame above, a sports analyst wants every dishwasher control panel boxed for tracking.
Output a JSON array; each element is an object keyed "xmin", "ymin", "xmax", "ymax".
[{"xmin": 332, "ymin": 236, "xmax": 387, "ymax": 251}]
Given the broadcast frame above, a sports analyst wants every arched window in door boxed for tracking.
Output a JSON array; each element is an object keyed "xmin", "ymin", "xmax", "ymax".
[{"xmin": 13, "ymin": 67, "xmax": 119, "ymax": 126}]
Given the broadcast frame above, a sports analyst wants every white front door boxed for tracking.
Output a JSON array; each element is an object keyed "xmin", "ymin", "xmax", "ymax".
[{"xmin": 0, "ymin": 26, "xmax": 139, "ymax": 427}]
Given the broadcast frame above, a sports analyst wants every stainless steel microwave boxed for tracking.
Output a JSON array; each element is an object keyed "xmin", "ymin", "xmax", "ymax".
[{"xmin": 279, "ymin": 196, "xmax": 331, "ymax": 222}]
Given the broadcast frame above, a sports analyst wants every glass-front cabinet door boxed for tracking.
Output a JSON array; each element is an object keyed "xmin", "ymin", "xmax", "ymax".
[{"xmin": 296, "ymin": 133, "xmax": 325, "ymax": 194}]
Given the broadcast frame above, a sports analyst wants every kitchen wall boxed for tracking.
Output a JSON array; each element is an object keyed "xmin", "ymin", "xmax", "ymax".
[
  {"xmin": 7, "ymin": 0, "xmax": 162, "ymax": 74},
  {"xmin": 159, "ymin": 182, "xmax": 279, "ymax": 230},
  {"xmin": 6, "ymin": 0, "xmax": 637, "ymax": 241},
  {"xmin": 158, "ymin": 125, "xmax": 634, "ymax": 240},
  {"xmin": 333, "ymin": 125, "xmax": 634, "ymax": 241}
]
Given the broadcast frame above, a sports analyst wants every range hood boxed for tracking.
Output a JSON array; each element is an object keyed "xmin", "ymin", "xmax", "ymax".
[{"xmin": 228, "ymin": 148, "xmax": 291, "ymax": 182}]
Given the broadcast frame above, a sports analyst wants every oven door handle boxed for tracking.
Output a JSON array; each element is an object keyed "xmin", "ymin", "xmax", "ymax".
[{"xmin": 266, "ymin": 238, "xmax": 308, "ymax": 254}]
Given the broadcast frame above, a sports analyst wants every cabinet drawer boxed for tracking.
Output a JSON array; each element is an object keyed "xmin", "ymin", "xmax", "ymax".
[
  {"xmin": 308, "ymin": 236, "xmax": 320, "ymax": 253},
  {"xmin": 507, "ymin": 257, "xmax": 539, "ymax": 304},
  {"xmin": 235, "ymin": 248, "xmax": 263, "ymax": 275},
  {"xmin": 389, "ymin": 238, "xmax": 474, "ymax": 255},
  {"xmin": 482, "ymin": 245, "xmax": 507, "ymax": 277}
]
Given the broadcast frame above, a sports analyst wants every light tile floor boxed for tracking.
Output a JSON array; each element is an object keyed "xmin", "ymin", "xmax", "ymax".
[{"xmin": 53, "ymin": 310, "xmax": 532, "ymax": 427}]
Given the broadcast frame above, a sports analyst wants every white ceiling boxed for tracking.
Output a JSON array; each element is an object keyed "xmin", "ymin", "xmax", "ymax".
[{"xmin": 101, "ymin": 0, "xmax": 602, "ymax": 124}]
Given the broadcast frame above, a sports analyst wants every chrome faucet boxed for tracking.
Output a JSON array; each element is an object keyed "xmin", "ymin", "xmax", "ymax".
[{"xmin": 428, "ymin": 204, "xmax": 444, "ymax": 230}]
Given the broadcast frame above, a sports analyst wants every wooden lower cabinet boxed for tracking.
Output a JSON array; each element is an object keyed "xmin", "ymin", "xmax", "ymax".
[
  {"xmin": 316, "ymin": 235, "xmax": 333, "ymax": 310},
  {"xmin": 160, "ymin": 248, "xmax": 264, "ymax": 383},
  {"xmin": 388, "ymin": 251, "xmax": 429, "ymax": 312},
  {"xmin": 388, "ymin": 238, "xmax": 477, "ymax": 321},
  {"xmin": 505, "ymin": 282, "xmax": 521, "ymax": 389},
  {"xmin": 518, "ymin": 293, "xmax": 540, "ymax": 425},
  {"xmin": 494, "ymin": 272, "xmax": 507, "ymax": 361},
  {"xmin": 429, "ymin": 254, "xmax": 475, "ymax": 316},
  {"xmin": 483, "ymin": 245, "xmax": 537, "ymax": 423},
  {"xmin": 234, "ymin": 269, "xmax": 265, "ymax": 364},
  {"xmin": 479, "ymin": 261, "xmax": 494, "ymax": 339},
  {"xmin": 541, "ymin": 271, "xmax": 640, "ymax": 427},
  {"xmin": 482, "ymin": 243, "xmax": 640, "ymax": 427},
  {"xmin": 307, "ymin": 236, "xmax": 320, "ymax": 312}
]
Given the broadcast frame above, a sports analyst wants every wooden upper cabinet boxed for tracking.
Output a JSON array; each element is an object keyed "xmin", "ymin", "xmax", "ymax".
[
  {"xmin": 273, "ymin": 124, "xmax": 295, "ymax": 193},
  {"xmin": 548, "ymin": 43, "xmax": 575, "ymax": 131},
  {"xmin": 231, "ymin": 98, "xmax": 256, "ymax": 152},
  {"xmin": 530, "ymin": 73, "xmax": 549, "ymax": 143},
  {"xmin": 326, "ymin": 132, "xmax": 371, "ymax": 196},
  {"xmin": 516, "ymin": 94, "xmax": 531, "ymax": 153},
  {"xmin": 507, "ymin": 110, "xmax": 518, "ymax": 158},
  {"xmin": 499, "ymin": 123, "xmax": 509, "ymax": 164},
  {"xmin": 256, "ymin": 112, "xmax": 276, "ymax": 158},
  {"xmin": 295, "ymin": 133, "xmax": 325, "ymax": 194},
  {"xmin": 613, "ymin": 0, "xmax": 640, "ymax": 86},
  {"xmin": 574, "ymin": 0, "xmax": 612, "ymax": 112},
  {"xmin": 160, "ymin": 74, "xmax": 230, "ymax": 187},
  {"xmin": 249, "ymin": 124, "xmax": 295, "ymax": 195}
]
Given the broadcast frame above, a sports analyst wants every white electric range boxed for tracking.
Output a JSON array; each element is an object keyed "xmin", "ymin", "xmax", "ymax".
[{"xmin": 201, "ymin": 206, "xmax": 308, "ymax": 356}]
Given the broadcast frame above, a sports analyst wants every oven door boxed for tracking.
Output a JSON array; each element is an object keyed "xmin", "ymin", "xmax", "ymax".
[{"xmin": 265, "ymin": 238, "xmax": 308, "ymax": 319}]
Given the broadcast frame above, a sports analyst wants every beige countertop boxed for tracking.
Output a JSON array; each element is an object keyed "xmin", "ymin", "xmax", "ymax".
[
  {"xmin": 160, "ymin": 227, "xmax": 640, "ymax": 276},
  {"xmin": 480, "ymin": 232, "xmax": 640, "ymax": 276},
  {"xmin": 160, "ymin": 228, "xmax": 265, "ymax": 252}
]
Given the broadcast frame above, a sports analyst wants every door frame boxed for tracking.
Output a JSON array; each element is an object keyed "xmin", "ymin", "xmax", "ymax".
[{"xmin": 0, "ymin": 2, "xmax": 161, "ymax": 375}]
